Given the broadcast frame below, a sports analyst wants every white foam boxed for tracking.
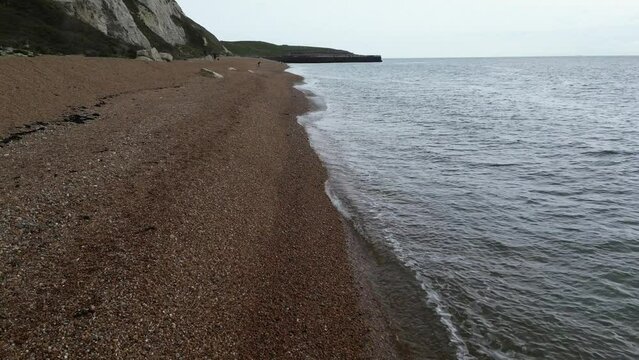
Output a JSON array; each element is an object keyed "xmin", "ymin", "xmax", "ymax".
[
  {"xmin": 380, "ymin": 224, "xmax": 474, "ymax": 359},
  {"xmin": 324, "ymin": 181, "xmax": 353, "ymax": 220}
]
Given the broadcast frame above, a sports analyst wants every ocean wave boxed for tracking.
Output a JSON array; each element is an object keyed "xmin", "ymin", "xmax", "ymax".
[{"xmin": 582, "ymin": 149, "xmax": 636, "ymax": 157}]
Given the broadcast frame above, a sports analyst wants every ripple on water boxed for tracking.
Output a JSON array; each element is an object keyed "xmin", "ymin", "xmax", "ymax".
[{"xmin": 290, "ymin": 57, "xmax": 639, "ymax": 360}]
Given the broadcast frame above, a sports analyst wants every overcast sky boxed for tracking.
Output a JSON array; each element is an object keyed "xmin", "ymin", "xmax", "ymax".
[{"xmin": 179, "ymin": 0, "xmax": 639, "ymax": 58}]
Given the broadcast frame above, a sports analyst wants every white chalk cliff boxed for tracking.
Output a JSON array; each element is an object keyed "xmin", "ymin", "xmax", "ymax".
[
  {"xmin": 51, "ymin": 0, "xmax": 223, "ymax": 56},
  {"xmin": 54, "ymin": 0, "xmax": 150, "ymax": 47},
  {"xmin": 136, "ymin": 0, "xmax": 187, "ymax": 45}
]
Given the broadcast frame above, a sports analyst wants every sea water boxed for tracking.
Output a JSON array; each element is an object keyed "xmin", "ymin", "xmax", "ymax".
[{"xmin": 288, "ymin": 57, "xmax": 639, "ymax": 360}]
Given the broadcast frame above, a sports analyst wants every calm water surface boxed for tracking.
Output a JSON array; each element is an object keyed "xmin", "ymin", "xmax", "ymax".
[{"xmin": 289, "ymin": 57, "xmax": 639, "ymax": 360}]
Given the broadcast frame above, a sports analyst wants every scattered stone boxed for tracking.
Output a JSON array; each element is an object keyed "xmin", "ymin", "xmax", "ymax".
[
  {"xmin": 136, "ymin": 48, "xmax": 162, "ymax": 62},
  {"xmin": 0, "ymin": 47, "xmax": 37, "ymax": 57},
  {"xmin": 0, "ymin": 47, "xmax": 36, "ymax": 57},
  {"xmin": 159, "ymin": 52, "xmax": 174, "ymax": 62},
  {"xmin": 188, "ymin": 55, "xmax": 218, "ymax": 62},
  {"xmin": 136, "ymin": 56, "xmax": 154, "ymax": 62},
  {"xmin": 228, "ymin": 67, "xmax": 237, "ymax": 71},
  {"xmin": 149, "ymin": 48, "xmax": 163, "ymax": 61},
  {"xmin": 199, "ymin": 68, "xmax": 223, "ymax": 79}
]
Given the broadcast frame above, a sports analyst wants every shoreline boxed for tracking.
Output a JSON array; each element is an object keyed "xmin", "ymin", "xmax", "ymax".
[
  {"xmin": 290, "ymin": 71, "xmax": 459, "ymax": 360},
  {"xmin": 0, "ymin": 56, "xmax": 394, "ymax": 358}
]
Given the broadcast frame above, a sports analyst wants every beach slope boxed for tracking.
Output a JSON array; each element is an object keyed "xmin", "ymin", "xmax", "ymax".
[{"xmin": 0, "ymin": 56, "xmax": 393, "ymax": 358}]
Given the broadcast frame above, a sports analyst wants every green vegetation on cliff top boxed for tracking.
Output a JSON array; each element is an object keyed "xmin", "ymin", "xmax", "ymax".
[{"xmin": 222, "ymin": 41, "xmax": 352, "ymax": 58}]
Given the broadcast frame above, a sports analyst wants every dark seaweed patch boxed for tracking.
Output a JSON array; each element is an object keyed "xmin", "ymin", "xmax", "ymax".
[
  {"xmin": 0, "ymin": 127, "xmax": 45, "ymax": 146},
  {"xmin": 1, "ymin": 110, "xmax": 100, "ymax": 147},
  {"xmin": 136, "ymin": 225, "xmax": 157, "ymax": 234},
  {"xmin": 64, "ymin": 113, "xmax": 98, "ymax": 124}
]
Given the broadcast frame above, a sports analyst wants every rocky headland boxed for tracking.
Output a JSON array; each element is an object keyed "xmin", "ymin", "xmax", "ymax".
[{"xmin": 224, "ymin": 41, "xmax": 383, "ymax": 63}]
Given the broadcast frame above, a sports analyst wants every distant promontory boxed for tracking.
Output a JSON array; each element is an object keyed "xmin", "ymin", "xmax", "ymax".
[{"xmin": 223, "ymin": 41, "xmax": 382, "ymax": 63}]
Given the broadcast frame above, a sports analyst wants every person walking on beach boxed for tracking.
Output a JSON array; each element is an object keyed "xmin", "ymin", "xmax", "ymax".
[{"xmin": 257, "ymin": 60, "xmax": 261, "ymax": 68}]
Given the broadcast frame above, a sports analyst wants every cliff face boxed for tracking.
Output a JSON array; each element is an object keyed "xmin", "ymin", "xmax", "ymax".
[
  {"xmin": 49, "ymin": 0, "xmax": 225, "ymax": 57},
  {"xmin": 54, "ymin": 0, "xmax": 150, "ymax": 47},
  {"xmin": 135, "ymin": 0, "xmax": 186, "ymax": 45},
  {"xmin": 0, "ymin": 0, "xmax": 135, "ymax": 57}
]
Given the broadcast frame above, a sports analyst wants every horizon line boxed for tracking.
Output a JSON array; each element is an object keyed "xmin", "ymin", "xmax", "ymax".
[{"xmin": 381, "ymin": 54, "xmax": 639, "ymax": 60}]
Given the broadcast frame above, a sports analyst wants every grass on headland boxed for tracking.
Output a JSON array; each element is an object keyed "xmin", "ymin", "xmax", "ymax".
[{"xmin": 222, "ymin": 41, "xmax": 352, "ymax": 58}]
